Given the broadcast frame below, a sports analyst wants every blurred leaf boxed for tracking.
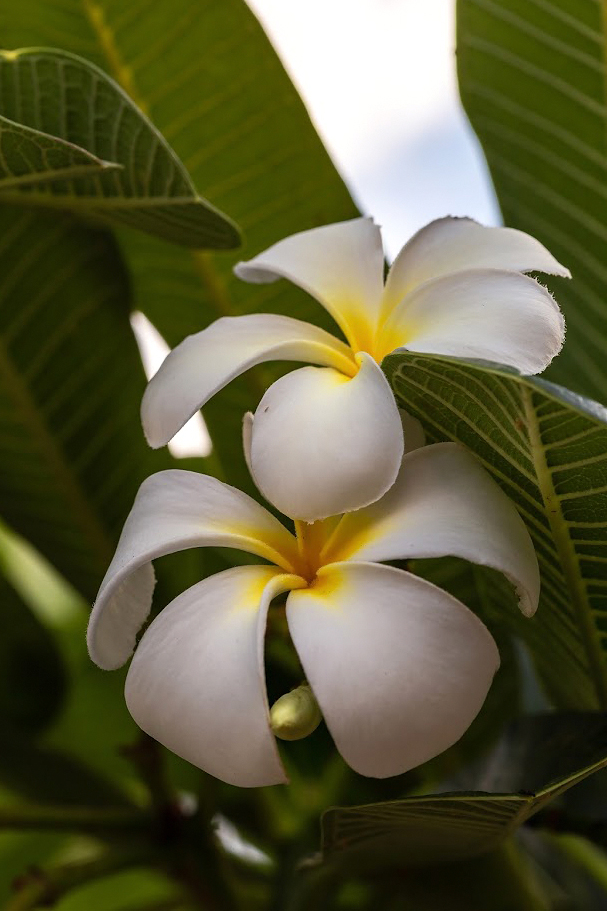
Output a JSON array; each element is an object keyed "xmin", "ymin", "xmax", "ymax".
[
  {"xmin": 352, "ymin": 842, "xmax": 549, "ymax": 911},
  {"xmin": 0, "ymin": 571, "xmax": 66, "ymax": 736},
  {"xmin": 322, "ymin": 714, "xmax": 607, "ymax": 872},
  {"xmin": 0, "ymin": 48, "xmax": 239, "ymax": 248},
  {"xmin": 0, "ymin": 737, "xmax": 132, "ymax": 806},
  {"xmin": 0, "ymin": 113, "xmax": 120, "ymax": 189},
  {"xmin": 56, "ymin": 867, "xmax": 181, "ymax": 911},
  {"xmin": 384, "ymin": 351, "xmax": 607, "ymax": 711},
  {"xmin": 524, "ymin": 830, "xmax": 607, "ymax": 910},
  {"xmin": 456, "ymin": 0, "xmax": 607, "ymax": 403},
  {"xmin": 0, "ymin": 205, "xmax": 168, "ymax": 600},
  {"xmin": 0, "ymin": 831, "xmax": 67, "ymax": 908},
  {"xmin": 0, "ymin": 0, "xmax": 358, "ymax": 490}
]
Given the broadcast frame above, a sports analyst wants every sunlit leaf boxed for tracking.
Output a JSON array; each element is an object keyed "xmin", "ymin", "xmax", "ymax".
[
  {"xmin": 0, "ymin": 48, "xmax": 239, "ymax": 248},
  {"xmin": 457, "ymin": 0, "xmax": 607, "ymax": 403},
  {"xmin": 385, "ymin": 351, "xmax": 607, "ymax": 712}
]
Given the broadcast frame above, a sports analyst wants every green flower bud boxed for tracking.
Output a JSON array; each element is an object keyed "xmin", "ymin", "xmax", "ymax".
[{"xmin": 270, "ymin": 684, "xmax": 322, "ymax": 741}]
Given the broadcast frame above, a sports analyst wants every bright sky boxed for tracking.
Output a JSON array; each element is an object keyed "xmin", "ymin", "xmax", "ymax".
[
  {"xmin": 248, "ymin": 0, "xmax": 499, "ymax": 257},
  {"xmin": 133, "ymin": 0, "xmax": 501, "ymax": 457}
]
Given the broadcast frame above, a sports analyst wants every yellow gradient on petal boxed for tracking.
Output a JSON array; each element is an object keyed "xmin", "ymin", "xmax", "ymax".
[
  {"xmin": 211, "ymin": 521, "xmax": 301, "ymax": 575},
  {"xmin": 306, "ymin": 564, "xmax": 347, "ymax": 604},
  {"xmin": 320, "ymin": 512, "xmax": 391, "ymax": 565},
  {"xmin": 237, "ymin": 568, "xmax": 307, "ymax": 612},
  {"xmin": 294, "ymin": 517, "xmax": 342, "ymax": 580}
]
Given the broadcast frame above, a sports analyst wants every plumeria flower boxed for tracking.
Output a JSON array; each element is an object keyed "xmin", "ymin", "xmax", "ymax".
[
  {"xmin": 87, "ymin": 425, "xmax": 539, "ymax": 788},
  {"xmin": 141, "ymin": 216, "xmax": 569, "ymax": 522}
]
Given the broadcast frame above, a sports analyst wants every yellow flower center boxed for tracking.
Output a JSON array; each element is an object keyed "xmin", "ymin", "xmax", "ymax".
[{"xmin": 292, "ymin": 518, "xmax": 339, "ymax": 583}]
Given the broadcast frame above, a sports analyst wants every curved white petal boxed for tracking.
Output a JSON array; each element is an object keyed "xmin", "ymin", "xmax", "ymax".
[
  {"xmin": 234, "ymin": 219, "xmax": 384, "ymax": 352},
  {"xmin": 249, "ymin": 354, "xmax": 404, "ymax": 521},
  {"xmin": 286, "ymin": 562, "xmax": 499, "ymax": 778},
  {"xmin": 125, "ymin": 565, "xmax": 305, "ymax": 787},
  {"xmin": 379, "ymin": 269, "xmax": 565, "ymax": 374},
  {"xmin": 323, "ymin": 443, "xmax": 539, "ymax": 617},
  {"xmin": 384, "ymin": 216, "xmax": 571, "ymax": 313},
  {"xmin": 87, "ymin": 470, "xmax": 299, "ymax": 670},
  {"xmin": 141, "ymin": 314, "xmax": 356, "ymax": 448}
]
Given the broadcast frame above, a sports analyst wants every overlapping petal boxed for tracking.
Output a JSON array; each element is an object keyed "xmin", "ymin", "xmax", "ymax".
[
  {"xmin": 383, "ymin": 216, "xmax": 571, "ymax": 313},
  {"xmin": 87, "ymin": 470, "xmax": 299, "ymax": 670},
  {"xmin": 248, "ymin": 353, "xmax": 404, "ymax": 521},
  {"xmin": 378, "ymin": 269, "xmax": 565, "ymax": 373},
  {"xmin": 322, "ymin": 443, "xmax": 539, "ymax": 617},
  {"xmin": 286, "ymin": 561, "xmax": 499, "ymax": 778},
  {"xmin": 234, "ymin": 218, "xmax": 384, "ymax": 352},
  {"xmin": 125, "ymin": 565, "xmax": 305, "ymax": 787},
  {"xmin": 141, "ymin": 314, "xmax": 357, "ymax": 449}
]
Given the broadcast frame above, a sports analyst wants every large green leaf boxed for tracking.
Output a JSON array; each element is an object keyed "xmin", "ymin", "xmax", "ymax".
[
  {"xmin": 456, "ymin": 0, "xmax": 607, "ymax": 403},
  {"xmin": 0, "ymin": 0, "xmax": 358, "ymax": 491},
  {"xmin": 0, "ymin": 113, "xmax": 120, "ymax": 189},
  {"xmin": 383, "ymin": 351, "xmax": 607, "ymax": 711},
  {"xmin": 0, "ymin": 48, "xmax": 239, "ymax": 248},
  {"xmin": 321, "ymin": 714, "xmax": 607, "ymax": 871},
  {"xmin": 0, "ymin": 204, "xmax": 167, "ymax": 599}
]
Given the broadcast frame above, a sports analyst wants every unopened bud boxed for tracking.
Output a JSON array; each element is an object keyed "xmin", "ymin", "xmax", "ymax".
[{"xmin": 270, "ymin": 684, "xmax": 322, "ymax": 741}]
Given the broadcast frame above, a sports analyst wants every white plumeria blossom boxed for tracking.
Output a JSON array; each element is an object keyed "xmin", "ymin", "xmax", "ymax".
[
  {"xmin": 141, "ymin": 216, "xmax": 569, "ymax": 522},
  {"xmin": 87, "ymin": 433, "xmax": 539, "ymax": 788}
]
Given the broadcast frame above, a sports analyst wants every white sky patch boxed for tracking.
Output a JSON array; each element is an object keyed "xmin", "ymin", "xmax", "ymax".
[
  {"xmin": 130, "ymin": 311, "xmax": 212, "ymax": 458},
  {"xmin": 248, "ymin": 0, "xmax": 500, "ymax": 255}
]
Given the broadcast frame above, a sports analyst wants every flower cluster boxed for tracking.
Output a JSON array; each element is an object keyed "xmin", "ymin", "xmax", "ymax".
[{"xmin": 88, "ymin": 216, "xmax": 568, "ymax": 787}]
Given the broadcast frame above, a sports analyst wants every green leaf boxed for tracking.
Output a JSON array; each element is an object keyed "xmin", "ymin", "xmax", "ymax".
[
  {"xmin": 0, "ymin": 204, "xmax": 165, "ymax": 600},
  {"xmin": 0, "ymin": 0, "xmax": 358, "ymax": 491},
  {"xmin": 0, "ymin": 113, "xmax": 121, "ymax": 189},
  {"xmin": 456, "ymin": 0, "xmax": 607, "ymax": 403},
  {"xmin": 321, "ymin": 714, "xmax": 607, "ymax": 872},
  {"xmin": 0, "ymin": 571, "xmax": 66, "ymax": 736},
  {"xmin": 0, "ymin": 48, "xmax": 239, "ymax": 249},
  {"xmin": 384, "ymin": 351, "xmax": 607, "ymax": 711}
]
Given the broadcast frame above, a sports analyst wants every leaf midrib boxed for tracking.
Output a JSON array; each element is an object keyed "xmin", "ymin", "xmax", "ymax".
[
  {"xmin": 0, "ymin": 191, "xmax": 212, "ymax": 209},
  {"xmin": 522, "ymin": 385, "xmax": 607, "ymax": 708}
]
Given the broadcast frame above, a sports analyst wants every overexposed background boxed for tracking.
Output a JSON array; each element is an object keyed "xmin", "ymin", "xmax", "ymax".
[
  {"xmin": 249, "ymin": 0, "xmax": 500, "ymax": 257},
  {"xmin": 133, "ymin": 0, "xmax": 500, "ymax": 456}
]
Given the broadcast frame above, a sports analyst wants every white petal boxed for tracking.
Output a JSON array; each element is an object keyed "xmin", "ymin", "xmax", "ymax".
[
  {"xmin": 87, "ymin": 470, "xmax": 299, "ymax": 670},
  {"xmin": 379, "ymin": 269, "xmax": 565, "ymax": 374},
  {"xmin": 383, "ymin": 216, "xmax": 571, "ymax": 312},
  {"xmin": 286, "ymin": 562, "xmax": 499, "ymax": 778},
  {"xmin": 125, "ymin": 565, "xmax": 304, "ymax": 787},
  {"xmin": 234, "ymin": 219, "xmax": 384, "ymax": 352},
  {"xmin": 248, "ymin": 354, "xmax": 404, "ymax": 521},
  {"xmin": 141, "ymin": 314, "xmax": 356, "ymax": 448},
  {"xmin": 323, "ymin": 442, "xmax": 539, "ymax": 617}
]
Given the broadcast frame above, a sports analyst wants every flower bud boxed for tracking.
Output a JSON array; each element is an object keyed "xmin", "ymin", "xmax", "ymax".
[{"xmin": 270, "ymin": 684, "xmax": 322, "ymax": 741}]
